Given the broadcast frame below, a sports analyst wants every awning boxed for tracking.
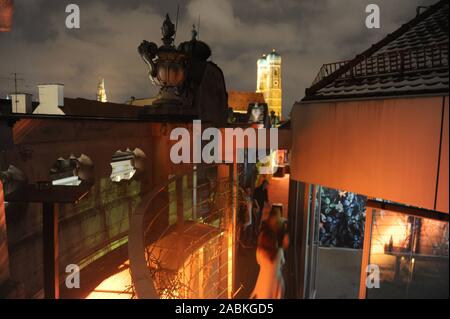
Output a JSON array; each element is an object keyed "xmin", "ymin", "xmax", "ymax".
[{"xmin": 290, "ymin": 96, "xmax": 448, "ymax": 213}]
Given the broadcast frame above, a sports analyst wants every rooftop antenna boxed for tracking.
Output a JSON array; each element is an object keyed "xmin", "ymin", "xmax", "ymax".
[
  {"xmin": 174, "ymin": 4, "xmax": 180, "ymax": 42},
  {"xmin": 12, "ymin": 73, "xmax": 24, "ymax": 111},
  {"xmin": 0, "ymin": 73, "xmax": 25, "ymax": 109}
]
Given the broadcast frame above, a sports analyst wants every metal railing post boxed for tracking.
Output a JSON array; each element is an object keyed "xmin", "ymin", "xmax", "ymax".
[{"xmin": 176, "ymin": 177, "xmax": 184, "ymax": 230}]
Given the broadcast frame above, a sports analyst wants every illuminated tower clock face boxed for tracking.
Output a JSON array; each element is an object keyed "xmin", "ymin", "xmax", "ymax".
[{"xmin": 273, "ymin": 69, "xmax": 279, "ymax": 87}]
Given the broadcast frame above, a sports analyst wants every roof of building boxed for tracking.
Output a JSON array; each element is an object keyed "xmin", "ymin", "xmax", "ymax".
[
  {"xmin": 60, "ymin": 98, "xmax": 144, "ymax": 118},
  {"xmin": 257, "ymin": 56, "xmax": 269, "ymax": 66},
  {"xmin": 267, "ymin": 49, "xmax": 281, "ymax": 58},
  {"xmin": 126, "ymin": 97, "xmax": 157, "ymax": 106},
  {"xmin": 228, "ymin": 91, "xmax": 265, "ymax": 112},
  {"xmin": 303, "ymin": 0, "xmax": 449, "ymax": 101},
  {"xmin": 0, "ymin": 98, "xmax": 40, "ymax": 114}
]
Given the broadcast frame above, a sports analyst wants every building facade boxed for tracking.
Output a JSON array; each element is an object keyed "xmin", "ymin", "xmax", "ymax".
[
  {"xmin": 288, "ymin": 0, "xmax": 449, "ymax": 299},
  {"xmin": 96, "ymin": 78, "xmax": 108, "ymax": 103},
  {"xmin": 256, "ymin": 50, "xmax": 282, "ymax": 118}
]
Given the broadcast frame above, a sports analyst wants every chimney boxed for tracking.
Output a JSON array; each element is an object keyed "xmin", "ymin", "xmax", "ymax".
[
  {"xmin": 33, "ymin": 84, "xmax": 65, "ymax": 115},
  {"xmin": 9, "ymin": 93, "xmax": 32, "ymax": 114}
]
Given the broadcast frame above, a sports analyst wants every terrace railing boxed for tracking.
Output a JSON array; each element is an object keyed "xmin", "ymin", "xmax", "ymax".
[{"xmin": 312, "ymin": 43, "xmax": 449, "ymax": 86}]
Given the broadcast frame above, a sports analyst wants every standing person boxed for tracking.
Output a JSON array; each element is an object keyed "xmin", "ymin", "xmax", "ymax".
[
  {"xmin": 250, "ymin": 228, "xmax": 285, "ymax": 299},
  {"xmin": 263, "ymin": 204, "xmax": 289, "ymax": 251},
  {"xmin": 253, "ymin": 180, "xmax": 269, "ymax": 235}
]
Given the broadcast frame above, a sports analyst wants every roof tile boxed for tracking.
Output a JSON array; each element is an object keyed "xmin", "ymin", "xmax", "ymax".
[{"xmin": 305, "ymin": 0, "xmax": 449, "ymax": 101}]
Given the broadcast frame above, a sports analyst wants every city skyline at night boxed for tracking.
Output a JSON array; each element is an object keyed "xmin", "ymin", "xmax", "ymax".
[
  {"xmin": 0, "ymin": 0, "xmax": 435, "ymax": 118},
  {"xmin": 0, "ymin": 0, "xmax": 448, "ymax": 305}
]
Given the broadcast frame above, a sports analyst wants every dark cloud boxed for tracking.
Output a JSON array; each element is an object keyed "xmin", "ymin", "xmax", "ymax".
[{"xmin": 0, "ymin": 0, "xmax": 436, "ymax": 118}]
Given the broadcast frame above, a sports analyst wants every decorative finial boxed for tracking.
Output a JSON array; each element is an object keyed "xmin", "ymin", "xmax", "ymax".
[
  {"xmin": 191, "ymin": 24, "xmax": 198, "ymax": 41},
  {"xmin": 161, "ymin": 13, "xmax": 176, "ymax": 47}
]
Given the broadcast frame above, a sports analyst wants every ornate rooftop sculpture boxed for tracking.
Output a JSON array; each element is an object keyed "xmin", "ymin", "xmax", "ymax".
[
  {"xmin": 138, "ymin": 14, "xmax": 187, "ymax": 105},
  {"xmin": 178, "ymin": 25, "xmax": 211, "ymax": 62},
  {"xmin": 137, "ymin": 13, "xmax": 227, "ymax": 126},
  {"xmin": 161, "ymin": 14, "xmax": 176, "ymax": 47}
]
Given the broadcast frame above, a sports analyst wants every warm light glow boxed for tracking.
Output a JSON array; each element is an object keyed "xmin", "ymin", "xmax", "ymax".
[
  {"xmin": 161, "ymin": 288, "xmax": 180, "ymax": 299},
  {"xmin": 371, "ymin": 213, "xmax": 411, "ymax": 254},
  {"xmin": 227, "ymin": 226, "xmax": 233, "ymax": 299},
  {"xmin": 96, "ymin": 78, "xmax": 108, "ymax": 103},
  {"xmin": 83, "ymin": 219, "xmax": 235, "ymax": 300},
  {"xmin": 198, "ymin": 247, "xmax": 205, "ymax": 299},
  {"xmin": 157, "ymin": 233, "xmax": 231, "ymax": 299},
  {"xmin": 256, "ymin": 51, "xmax": 282, "ymax": 117},
  {"xmin": 86, "ymin": 261, "xmax": 133, "ymax": 299}
]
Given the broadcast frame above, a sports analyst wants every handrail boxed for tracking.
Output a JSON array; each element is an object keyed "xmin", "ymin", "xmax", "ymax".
[{"xmin": 311, "ymin": 43, "xmax": 449, "ymax": 87}]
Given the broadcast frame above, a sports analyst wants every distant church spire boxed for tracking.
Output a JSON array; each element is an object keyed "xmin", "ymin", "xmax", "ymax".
[
  {"xmin": 96, "ymin": 78, "xmax": 108, "ymax": 103},
  {"xmin": 256, "ymin": 50, "xmax": 282, "ymax": 118}
]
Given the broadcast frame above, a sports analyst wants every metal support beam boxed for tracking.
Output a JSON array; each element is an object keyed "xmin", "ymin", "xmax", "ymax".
[
  {"xmin": 366, "ymin": 199, "xmax": 449, "ymax": 222},
  {"xmin": 176, "ymin": 177, "xmax": 184, "ymax": 230},
  {"xmin": 42, "ymin": 202, "xmax": 59, "ymax": 299},
  {"xmin": 286, "ymin": 180, "xmax": 311, "ymax": 299}
]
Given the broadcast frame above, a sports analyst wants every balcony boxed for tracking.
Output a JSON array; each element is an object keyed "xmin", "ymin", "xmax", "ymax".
[{"xmin": 311, "ymin": 43, "xmax": 449, "ymax": 86}]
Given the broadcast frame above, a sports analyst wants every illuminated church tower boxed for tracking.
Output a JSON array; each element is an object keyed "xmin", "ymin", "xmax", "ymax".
[
  {"xmin": 96, "ymin": 78, "xmax": 108, "ymax": 103},
  {"xmin": 256, "ymin": 49, "xmax": 282, "ymax": 118}
]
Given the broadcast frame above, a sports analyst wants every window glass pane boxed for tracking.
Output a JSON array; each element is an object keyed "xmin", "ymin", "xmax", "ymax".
[{"xmin": 367, "ymin": 210, "xmax": 449, "ymax": 299}]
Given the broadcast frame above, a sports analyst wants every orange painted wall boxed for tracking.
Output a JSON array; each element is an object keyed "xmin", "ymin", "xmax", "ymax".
[{"xmin": 436, "ymin": 96, "xmax": 449, "ymax": 213}]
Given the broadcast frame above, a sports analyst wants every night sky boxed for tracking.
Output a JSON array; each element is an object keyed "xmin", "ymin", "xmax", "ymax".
[{"xmin": 0, "ymin": 0, "xmax": 434, "ymax": 118}]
